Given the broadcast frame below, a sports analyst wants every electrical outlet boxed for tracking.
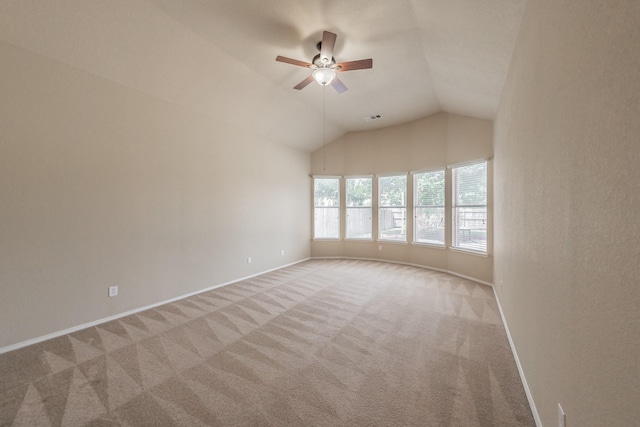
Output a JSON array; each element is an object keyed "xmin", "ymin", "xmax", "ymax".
[
  {"xmin": 500, "ymin": 280, "xmax": 504, "ymax": 290},
  {"xmin": 558, "ymin": 403, "xmax": 565, "ymax": 427},
  {"xmin": 108, "ymin": 286, "xmax": 118, "ymax": 297},
  {"xmin": 280, "ymin": 249, "xmax": 285, "ymax": 256},
  {"xmin": 247, "ymin": 257, "xmax": 252, "ymax": 264},
  {"xmin": 378, "ymin": 245, "xmax": 382, "ymax": 251}
]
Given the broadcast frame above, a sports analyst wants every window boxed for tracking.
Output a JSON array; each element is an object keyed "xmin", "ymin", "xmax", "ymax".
[
  {"xmin": 346, "ymin": 177, "xmax": 372, "ymax": 239},
  {"xmin": 378, "ymin": 174, "xmax": 407, "ymax": 241},
  {"xmin": 414, "ymin": 169, "xmax": 445, "ymax": 245},
  {"xmin": 452, "ymin": 161, "xmax": 487, "ymax": 253},
  {"xmin": 313, "ymin": 177, "xmax": 340, "ymax": 239}
]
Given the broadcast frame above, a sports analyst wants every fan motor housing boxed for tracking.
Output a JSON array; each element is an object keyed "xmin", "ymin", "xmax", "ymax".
[{"xmin": 312, "ymin": 53, "xmax": 336, "ymax": 68}]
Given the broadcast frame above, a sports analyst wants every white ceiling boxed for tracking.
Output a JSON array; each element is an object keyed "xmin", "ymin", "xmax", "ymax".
[{"xmin": 0, "ymin": 0, "xmax": 527, "ymax": 152}]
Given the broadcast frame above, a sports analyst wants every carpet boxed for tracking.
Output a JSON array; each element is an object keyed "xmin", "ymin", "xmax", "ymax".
[{"xmin": 0, "ymin": 259, "xmax": 535, "ymax": 426}]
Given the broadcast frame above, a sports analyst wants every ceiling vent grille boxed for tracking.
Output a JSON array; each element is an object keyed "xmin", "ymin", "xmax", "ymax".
[{"xmin": 364, "ymin": 114, "xmax": 383, "ymax": 122}]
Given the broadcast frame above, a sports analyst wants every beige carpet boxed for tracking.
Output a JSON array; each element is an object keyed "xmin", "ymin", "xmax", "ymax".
[{"xmin": 0, "ymin": 259, "xmax": 535, "ymax": 426}]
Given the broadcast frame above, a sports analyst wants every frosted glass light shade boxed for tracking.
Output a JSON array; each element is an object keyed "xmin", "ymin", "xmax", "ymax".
[{"xmin": 312, "ymin": 68, "xmax": 337, "ymax": 86}]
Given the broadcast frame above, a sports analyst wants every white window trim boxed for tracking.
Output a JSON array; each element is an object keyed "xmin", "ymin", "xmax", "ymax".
[
  {"xmin": 448, "ymin": 247, "xmax": 490, "ymax": 257},
  {"xmin": 446, "ymin": 157, "xmax": 491, "ymax": 170},
  {"xmin": 410, "ymin": 167, "xmax": 445, "ymax": 175},
  {"xmin": 377, "ymin": 174, "xmax": 408, "ymax": 243},
  {"xmin": 345, "ymin": 176, "xmax": 373, "ymax": 241},
  {"xmin": 375, "ymin": 172, "xmax": 409, "ymax": 178},
  {"xmin": 411, "ymin": 242, "xmax": 447, "ymax": 249},
  {"xmin": 450, "ymin": 160, "xmax": 488, "ymax": 254},
  {"xmin": 413, "ymin": 169, "xmax": 445, "ymax": 247},
  {"xmin": 313, "ymin": 176, "xmax": 341, "ymax": 240}
]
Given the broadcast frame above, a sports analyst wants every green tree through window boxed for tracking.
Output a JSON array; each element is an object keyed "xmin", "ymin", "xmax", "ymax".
[
  {"xmin": 379, "ymin": 175, "xmax": 407, "ymax": 241},
  {"xmin": 346, "ymin": 177, "xmax": 372, "ymax": 239},
  {"xmin": 314, "ymin": 177, "xmax": 340, "ymax": 239},
  {"xmin": 414, "ymin": 170, "xmax": 445, "ymax": 245}
]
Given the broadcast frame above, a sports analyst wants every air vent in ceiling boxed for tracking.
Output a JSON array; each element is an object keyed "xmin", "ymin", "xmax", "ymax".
[{"xmin": 364, "ymin": 114, "xmax": 383, "ymax": 122}]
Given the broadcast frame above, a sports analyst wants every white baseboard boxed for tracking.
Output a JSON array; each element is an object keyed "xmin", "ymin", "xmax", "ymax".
[
  {"xmin": 492, "ymin": 287, "xmax": 542, "ymax": 427},
  {"xmin": 0, "ymin": 258, "xmax": 310, "ymax": 355},
  {"xmin": 310, "ymin": 256, "xmax": 494, "ymax": 287}
]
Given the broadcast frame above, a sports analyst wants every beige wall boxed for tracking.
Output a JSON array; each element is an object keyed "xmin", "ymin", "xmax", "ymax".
[
  {"xmin": 494, "ymin": 1, "xmax": 640, "ymax": 426},
  {"xmin": 0, "ymin": 41, "xmax": 310, "ymax": 349},
  {"xmin": 310, "ymin": 113, "xmax": 494, "ymax": 283}
]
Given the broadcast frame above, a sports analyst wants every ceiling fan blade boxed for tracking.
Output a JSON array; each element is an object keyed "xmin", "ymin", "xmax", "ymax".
[
  {"xmin": 276, "ymin": 55, "xmax": 312, "ymax": 68},
  {"xmin": 293, "ymin": 75, "xmax": 314, "ymax": 90},
  {"xmin": 331, "ymin": 77, "xmax": 348, "ymax": 94},
  {"xmin": 320, "ymin": 31, "xmax": 337, "ymax": 64},
  {"xmin": 336, "ymin": 58, "xmax": 373, "ymax": 71}
]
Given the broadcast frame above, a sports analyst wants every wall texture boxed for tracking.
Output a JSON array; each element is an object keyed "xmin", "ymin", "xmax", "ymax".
[
  {"xmin": 494, "ymin": 1, "xmax": 640, "ymax": 426},
  {"xmin": 0, "ymin": 40, "xmax": 310, "ymax": 350},
  {"xmin": 310, "ymin": 113, "xmax": 494, "ymax": 283}
]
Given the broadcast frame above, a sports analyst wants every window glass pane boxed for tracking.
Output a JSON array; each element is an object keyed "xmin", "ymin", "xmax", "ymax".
[
  {"xmin": 346, "ymin": 177, "xmax": 372, "ymax": 239},
  {"xmin": 379, "ymin": 175, "xmax": 407, "ymax": 207},
  {"xmin": 346, "ymin": 207, "xmax": 372, "ymax": 239},
  {"xmin": 314, "ymin": 207, "xmax": 340, "ymax": 239},
  {"xmin": 454, "ymin": 162, "xmax": 486, "ymax": 206},
  {"xmin": 415, "ymin": 170, "xmax": 445, "ymax": 206},
  {"xmin": 415, "ymin": 207, "xmax": 445, "ymax": 245},
  {"xmin": 314, "ymin": 178, "xmax": 340, "ymax": 239},
  {"xmin": 378, "ymin": 175, "xmax": 406, "ymax": 241},
  {"xmin": 346, "ymin": 178, "xmax": 372, "ymax": 207},
  {"xmin": 314, "ymin": 178, "xmax": 339, "ymax": 207},
  {"xmin": 379, "ymin": 207, "xmax": 406, "ymax": 241},
  {"xmin": 452, "ymin": 162, "xmax": 487, "ymax": 253},
  {"xmin": 453, "ymin": 207, "xmax": 487, "ymax": 252},
  {"xmin": 414, "ymin": 170, "xmax": 445, "ymax": 245}
]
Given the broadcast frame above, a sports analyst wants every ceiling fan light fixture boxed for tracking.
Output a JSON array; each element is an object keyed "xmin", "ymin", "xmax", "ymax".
[
  {"xmin": 276, "ymin": 31, "xmax": 372, "ymax": 93},
  {"xmin": 312, "ymin": 68, "xmax": 337, "ymax": 86}
]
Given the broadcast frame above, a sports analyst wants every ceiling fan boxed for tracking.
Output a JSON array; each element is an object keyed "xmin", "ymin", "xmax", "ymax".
[{"xmin": 276, "ymin": 31, "xmax": 373, "ymax": 94}]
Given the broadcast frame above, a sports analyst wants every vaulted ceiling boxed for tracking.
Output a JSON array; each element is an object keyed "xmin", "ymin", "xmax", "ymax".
[{"xmin": 0, "ymin": 0, "xmax": 527, "ymax": 151}]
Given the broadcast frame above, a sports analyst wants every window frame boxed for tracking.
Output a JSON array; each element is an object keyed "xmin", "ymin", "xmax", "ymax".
[
  {"xmin": 377, "ymin": 173, "xmax": 408, "ymax": 242},
  {"xmin": 413, "ymin": 168, "xmax": 446, "ymax": 247},
  {"xmin": 345, "ymin": 176, "xmax": 373, "ymax": 240},
  {"xmin": 313, "ymin": 176, "xmax": 341, "ymax": 240},
  {"xmin": 450, "ymin": 160, "xmax": 488, "ymax": 254}
]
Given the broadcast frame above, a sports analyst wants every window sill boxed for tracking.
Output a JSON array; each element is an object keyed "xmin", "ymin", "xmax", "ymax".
[
  {"xmin": 448, "ymin": 247, "xmax": 489, "ymax": 257},
  {"xmin": 411, "ymin": 242, "xmax": 446, "ymax": 250},
  {"xmin": 377, "ymin": 240, "xmax": 408, "ymax": 245}
]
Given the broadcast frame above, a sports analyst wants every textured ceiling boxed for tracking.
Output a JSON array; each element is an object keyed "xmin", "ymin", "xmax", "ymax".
[{"xmin": 0, "ymin": 0, "xmax": 527, "ymax": 151}]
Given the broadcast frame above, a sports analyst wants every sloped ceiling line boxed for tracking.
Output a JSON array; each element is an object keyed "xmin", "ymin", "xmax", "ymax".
[{"xmin": 0, "ymin": 0, "xmax": 527, "ymax": 152}]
